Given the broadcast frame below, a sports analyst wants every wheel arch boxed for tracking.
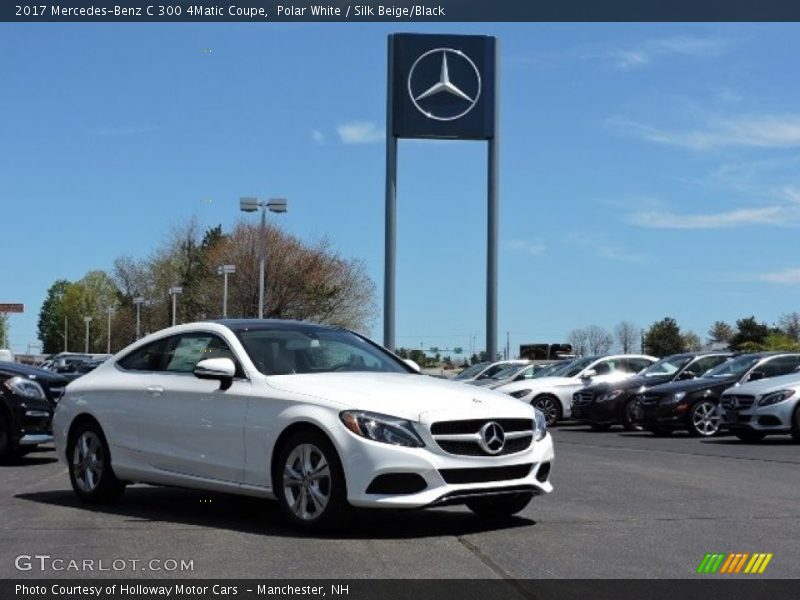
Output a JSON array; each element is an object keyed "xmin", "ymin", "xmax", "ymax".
[{"xmin": 269, "ymin": 421, "xmax": 344, "ymax": 493}]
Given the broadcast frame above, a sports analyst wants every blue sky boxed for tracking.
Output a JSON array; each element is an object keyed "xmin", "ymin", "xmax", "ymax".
[{"xmin": 2, "ymin": 23, "xmax": 800, "ymax": 356}]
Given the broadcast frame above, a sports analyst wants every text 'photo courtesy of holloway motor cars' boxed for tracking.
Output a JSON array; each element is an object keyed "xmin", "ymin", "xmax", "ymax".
[{"xmin": 53, "ymin": 320, "xmax": 553, "ymax": 531}]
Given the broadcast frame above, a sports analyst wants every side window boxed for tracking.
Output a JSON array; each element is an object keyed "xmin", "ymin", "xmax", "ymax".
[
  {"xmin": 118, "ymin": 337, "xmax": 173, "ymax": 372},
  {"xmin": 164, "ymin": 333, "xmax": 242, "ymax": 375},
  {"xmin": 757, "ymin": 356, "xmax": 800, "ymax": 378},
  {"xmin": 689, "ymin": 356, "xmax": 727, "ymax": 375},
  {"xmin": 622, "ymin": 358, "xmax": 652, "ymax": 373},
  {"xmin": 592, "ymin": 360, "xmax": 613, "ymax": 375}
]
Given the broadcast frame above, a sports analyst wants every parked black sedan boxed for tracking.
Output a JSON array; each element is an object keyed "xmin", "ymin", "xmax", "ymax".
[
  {"xmin": 0, "ymin": 362, "xmax": 67, "ymax": 459},
  {"xmin": 572, "ymin": 351, "xmax": 733, "ymax": 431},
  {"xmin": 632, "ymin": 352, "xmax": 800, "ymax": 437}
]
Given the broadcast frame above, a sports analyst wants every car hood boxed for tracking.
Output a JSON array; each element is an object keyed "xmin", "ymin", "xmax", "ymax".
[
  {"xmin": 724, "ymin": 372, "xmax": 800, "ymax": 396},
  {"xmin": 497, "ymin": 376, "xmax": 577, "ymax": 393},
  {"xmin": 646, "ymin": 375, "xmax": 736, "ymax": 395},
  {"xmin": 0, "ymin": 360, "xmax": 68, "ymax": 385},
  {"xmin": 264, "ymin": 372, "xmax": 533, "ymax": 423}
]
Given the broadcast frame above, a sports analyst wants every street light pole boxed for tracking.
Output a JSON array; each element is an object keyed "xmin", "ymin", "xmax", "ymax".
[
  {"xmin": 217, "ymin": 265, "xmax": 236, "ymax": 318},
  {"xmin": 106, "ymin": 307, "xmax": 114, "ymax": 354},
  {"xmin": 84, "ymin": 316, "xmax": 92, "ymax": 353},
  {"xmin": 133, "ymin": 296, "xmax": 145, "ymax": 340},
  {"xmin": 240, "ymin": 197, "xmax": 288, "ymax": 319},
  {"xmin": 168, "ymin": 287, "xmax": 183, "ymax": 327},
  {"xmin": 64, "ymin": 315, "xmax": 68, "ymax": 352}
]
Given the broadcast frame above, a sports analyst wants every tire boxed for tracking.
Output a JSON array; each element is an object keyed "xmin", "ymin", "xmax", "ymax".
[
  {"xmin": 621, "ymin": 399, "xmax": 643, "ymax": 432},
  {"xmin": 532, "ymin": 395, "xmax": 562, "ymax": 427},
  {"xmin": 687, "ymin": 400, "xmax": 721, "ymax": 437},
  {"xmin": 734, "ymin": 430, "xmax": 766, "ymax": 443},
  {"xmin": 274, "ymin": 429, "xmax": 351, "ymax": 531},
  {"xmin": 790, "ymin": 405, "xmax": 800, "ymax": 443},
  {"xmin": 589, "ymin": 423, "xmax": 611, "ymax": 432},
  {"xmin": 467, "ymin": 493, "xmax": 533, "ymax": 519},
  {"xmin": 68, "ymin": 421, "xmax": 126, "ymax": 504}
]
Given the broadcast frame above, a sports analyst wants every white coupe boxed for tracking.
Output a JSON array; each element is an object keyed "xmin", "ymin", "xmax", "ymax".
[{"xmin": 54, "ymin": 320, "xmax": 553, "ymax": 530}]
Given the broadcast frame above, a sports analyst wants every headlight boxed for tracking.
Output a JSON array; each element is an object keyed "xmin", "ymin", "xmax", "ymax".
[
  {"xmin": 4, "ymin": 376, "xmax": 46, "ymax": 401},
  {"xmin": 671, "ymin": 392, "xmax": 687, "ymax": 403},
  {"xmin": 508, "ymin": 389, "xmax": 532, "ymax": 399},
  {"xmin": 599, "ymin": 389, "xmax": 624, "ymax": 402},
  {"xmin": 340, "ymin": 411, "xmax": 425, "ymax": 448},
  {"xmin": 533, "ymin": 408, "xmax": 547, "ymax": 441},
  {"xmin": 758, "ymin": 390, "xmax": 795, "ymax": 407}
]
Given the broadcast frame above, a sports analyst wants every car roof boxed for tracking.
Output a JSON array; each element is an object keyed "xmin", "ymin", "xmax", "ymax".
[{"xmin": 210, "ymin": 319, "xmax": 340, "ymax": 333}]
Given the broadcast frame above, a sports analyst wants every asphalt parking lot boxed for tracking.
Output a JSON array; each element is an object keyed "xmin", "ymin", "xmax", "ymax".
[{"xmin": 2, "ymin": 426, "xmax": 798, "ymax": 579}]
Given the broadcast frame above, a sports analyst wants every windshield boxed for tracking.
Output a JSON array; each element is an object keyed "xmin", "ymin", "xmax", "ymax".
[
  {"xmin": 553, "ymin": 357, "xmax": 595, "ymax": 378},
  {"xmin": 641, "ymin": 355, "xmax": 692, "ymax": 378},
  {"xmin": 533, "ymin": 361, "xmax": 568, "ymax": 378},
  {"xmin": 703, "ymin": 354, "xmax": 760, "ymax": 379},
  {"xmin": 235, "ymin": 327, "xmax": 409, "ymax": 375},
  {"xmin": 455, "ymin": 363, "xmax": 488, "ymax": 380},
  {"xmin": 489, "ymin": 364, "xmax": 526, "ymax": 380}
]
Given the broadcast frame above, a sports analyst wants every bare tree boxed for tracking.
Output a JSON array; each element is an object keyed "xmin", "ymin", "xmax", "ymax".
[
  {"xmin": 567, "ymin": 328, "xmax": 588, "ymax": 357},
  {"xmin": 586, "ymin": 325, "xmax": 613, "ymax": 355},
  {"xmin": 707, "ymin": 321, "xmax": 733, "ymax": 345},
  {"xmin": 615, "ymin": 321, "xmax": 639, "ymax": 353},
  {"xmin": 682, "ymin": 331, "xmax": 703, "ymax": 351},
  {"xmin": 779, "ymin": 312, "xmax": 800, "ymax": 342}
]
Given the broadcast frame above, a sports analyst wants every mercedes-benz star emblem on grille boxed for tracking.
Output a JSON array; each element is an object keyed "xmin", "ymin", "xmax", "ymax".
[
  {"xmin": 407, "ymin": 48, "xmax": 482, "ymax": 122},
  {"xmin": 478, "ymin": 421, "xmax": 505, "ymax": 455}
]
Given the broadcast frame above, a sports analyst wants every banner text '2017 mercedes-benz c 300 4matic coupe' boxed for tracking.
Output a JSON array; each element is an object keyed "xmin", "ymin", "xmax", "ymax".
[{"xmin": 53, "ymin": 320, "xmax": 553, "ymax": 530}]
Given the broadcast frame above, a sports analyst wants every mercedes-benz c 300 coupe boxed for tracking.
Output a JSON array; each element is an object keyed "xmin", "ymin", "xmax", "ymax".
[{"xmin": 54, "ymin": 320, "xmax": 553, "ymax": 530}]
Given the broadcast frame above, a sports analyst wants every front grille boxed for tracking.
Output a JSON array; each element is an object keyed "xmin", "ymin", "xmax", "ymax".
[
  {"xmin": 430, "ymin": 418, "xmax": 534, "ymax": 457},
  {"xmin": 430, "ymin": 418, "xmax": 532, "ymax": 435},
  {"xmin": 721, "ymin": 395, "xmax": 755, "ymax": 409},
  {"xmin": 572, "ymin": 391, "xmax": 595, "ymax": 406},
  {"xmin": 439, "ymin": 464, "xmax": 533, "ymax": 484}
]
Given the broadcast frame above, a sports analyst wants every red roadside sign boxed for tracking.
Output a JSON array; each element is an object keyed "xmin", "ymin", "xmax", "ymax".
[{"xmin": 0, "ymin": 304, "xmax": 23, "ymax": 313}]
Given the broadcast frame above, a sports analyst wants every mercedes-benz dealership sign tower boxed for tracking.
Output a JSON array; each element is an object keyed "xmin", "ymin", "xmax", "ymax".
[{"xmin": 384, "ymin": 33, "xmax": 499, "ymax": 358}]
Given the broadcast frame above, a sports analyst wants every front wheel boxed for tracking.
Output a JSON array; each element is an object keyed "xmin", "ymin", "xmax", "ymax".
[
  {"xmin": 532, "ymin": 396, "xmax": 562, "ymax": 427},
  {"xmin": 790, "ymin": 405, "xmax": 800, "ymax": 443},
  {"xmin": 688, "ymin": 400, "xmax": 721, "ymax": 437},
  {"xmin": 0, "ymin": 415, "xmax": 15, "ymax": 461},
  {"xmin": 275, "ymin": 430, "xmax": 351, "ymax": 531},
  {"xmin": 467, "ymin": 493, "xmax": 533, "ymax": 519},
  {"xmin": 68, "ymin": 422, "xmax": 125, "ymax": 503},
  {"xmin": 621, "ymin": 399, "xmax": 643, "ymax": 431}
]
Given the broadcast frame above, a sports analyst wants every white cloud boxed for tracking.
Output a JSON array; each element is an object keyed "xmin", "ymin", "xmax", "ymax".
[
  {"xmin": 608, "ymin": 114, "xmax": 800, "ymax": 151},
  {"xmin": 569, "ymin": 234, "xmax": 647, "ymax": 263},
  {"xmin": 311, "ymin": 129, "xmax": 325, "ymax": 145},
  {"xmin": 336, "ymin": 121, "xmax": 384, "ymax": 144},
  {"xmin": 603, "ymin": 36, "xmax": 731, "ymax": 70},
  {"xmin": 627, "ymin": 205, "xmax": 796, "ymax": 229},
  {"xmin": 504, "ymin": 239, "xmax": 546, "ymax": 256},
  {"xmin": 754, "ymin": 268, "xmax": 800, "ymax": 285}
]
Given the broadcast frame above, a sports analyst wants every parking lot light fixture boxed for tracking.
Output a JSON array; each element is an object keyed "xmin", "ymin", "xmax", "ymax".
[
  {"xmin": 106, "ymin": 307, "xmax": 115, "ymax": 354},
  {"xmin": 133, "ymin": 296, "xmax": 145, "ymax": 340},
  {"xmin": 168, "ymin": 286, "xmax": 183, "ymax": 327},
  {"xmin": 239, "ymin": 197, "xmax": 288, "ymax": 319},
  {"xmin": 217, "ymin": 265, "xmax": 236, "ymax": 318},
  {"xmin": 84, "ymin": 316, "xmax": 92, "ymax": 354}
]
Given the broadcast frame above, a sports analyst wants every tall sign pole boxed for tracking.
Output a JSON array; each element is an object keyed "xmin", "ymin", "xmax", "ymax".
[{"xmin": 384, "ymin": 34, "xmax": 498, "ymax": 359}]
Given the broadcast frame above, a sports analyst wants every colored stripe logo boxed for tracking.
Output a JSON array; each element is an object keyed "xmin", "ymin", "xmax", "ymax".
[{"xmin": 696, "ymin": 553, "xmax": 773, "ymax": 574}]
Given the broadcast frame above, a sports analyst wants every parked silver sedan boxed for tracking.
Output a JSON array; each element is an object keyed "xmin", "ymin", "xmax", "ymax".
[{"xmin": 720, "ymin": 371, "xmax": 800, "ymax": 442}]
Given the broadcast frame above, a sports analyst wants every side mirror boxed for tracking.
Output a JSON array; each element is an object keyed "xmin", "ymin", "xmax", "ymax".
[
  {"xmin": 678, "ymin": 370, "xmax": 697, "ymax": 381},
  {"xmin": 748, "ymin": 370, "xmax": 765, "ymax": 382},
  {"xmin": 581, "ymin": 369, "xmax": 597, "ymax": 380},
  {"xmin": 194, "ymin": 358, "xmax": 236, "ymax": 389},
  {"xmin": 403, "ymin": 359, "xmax": 421, "ymax": 373}
]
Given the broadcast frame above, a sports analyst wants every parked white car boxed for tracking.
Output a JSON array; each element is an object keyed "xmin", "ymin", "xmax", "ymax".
[
  {"xmin": 496, "ymin": 354, "xmax": 658, "ymax": 426},
  {"xmin": 720, "ymin": 371, "xmax": 800, "ymax": 442},
  {"xmin": 54, "ymin": 320, "xmax": 554, "ymax": 530},
  {"xmin": 453, "ymin": 360, "xmax": 529, "ymax": 383}
]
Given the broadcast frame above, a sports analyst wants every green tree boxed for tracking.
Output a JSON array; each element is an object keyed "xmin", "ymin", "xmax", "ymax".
[
  {"xmin": 729, "ymin": 316, "xmax": 771, "ymax": 351},
  {"xmin": 707, "ymin": 321, "xmax": 734, "ymax": 346},
  {"xmin": 778, "ymin": 312, "xmax": 800, "ymax": 342},
  {"xmin": 37, "ymin": 279, "xmax": 71, "ymax": 354},
  {"xmin": 682, "ymin": 331, "xmax": 703, "ymax": 351},
  {"xmin": 739, "ymin": 333, "xmax": 800, "ymax": 352},
  {"xmin": 0, "ymin": 314, "xmax": 8, "ymax": 349},
  {"xmin": 644, "ymin": 317, "xmax": 685, "ymax": 357}
]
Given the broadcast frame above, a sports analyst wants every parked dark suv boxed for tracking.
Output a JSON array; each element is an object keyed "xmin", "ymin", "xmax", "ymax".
[
  {"xmin": 572, "ymin": 352, "xmax": 733, "ymax": 431},
  {"xmin": 0, "ymin": 362, "xmax": 67, "ymax": 459},
  {"xmin": 633, "ymin": 352, "xmax": 800, "ymax": 437}
]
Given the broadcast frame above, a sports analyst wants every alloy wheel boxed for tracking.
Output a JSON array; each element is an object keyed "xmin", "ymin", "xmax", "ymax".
[
  {"xmin": 534, "ymin": 397, "xmax": 559, "ymax": 426},
  {"xmin": 283, "ymin": 443, "xmax": 331, "ymax": 521},
  {"xmin": 691, "ymin": 401, "xmax": 721, "ymax": 437},
  {"xmin": 72, "ymin": 431, "xmax": 105, "ymax": 493}
]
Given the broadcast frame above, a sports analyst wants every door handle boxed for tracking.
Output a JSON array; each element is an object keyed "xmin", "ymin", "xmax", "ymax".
[{"xmin": 146, "ymin": 385, "xmax": 164, "ymax": 396}]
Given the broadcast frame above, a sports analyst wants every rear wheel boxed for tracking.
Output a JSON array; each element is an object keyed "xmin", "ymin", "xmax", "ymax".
[
  {"xmin": 790, "ymin": 405, "xmax": 800, "ymax": 443},
  {"xmin": 68, "ymin": 421, "xmax": 126, "ymax": 503},
  {"xmin": 275, "ymin": 429, "xmax": 351, "ymax": 531},
  {"xmin": 734, "ymin": 430, "xmax": 766, "ymax": 443},
  {"xmin": 467, "ymin": 493, "xmax": 533, "ymax": 519},
  {"xmin": 688, "ymin": 401, "xmax": 721, "ymax": 437},
  {"xmin": 621, "ymin": 399, "xmax": 643, "ymax": 431},
  {"xmin": 532, "ymin": 396, "xmax": 561, "ymax": 427}
]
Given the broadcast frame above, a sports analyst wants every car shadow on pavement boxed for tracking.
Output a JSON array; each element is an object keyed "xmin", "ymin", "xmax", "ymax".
[
  {"xmin": 16, "ymin": 486, "xmax": 536, "ymax": 540},
  {"xmin": 701, "ymin": 437, "xmax": 797, "ymax": 446},
  {"xmin": 0, "ymin": 456, "xmax": 59, "ymax": 467}
]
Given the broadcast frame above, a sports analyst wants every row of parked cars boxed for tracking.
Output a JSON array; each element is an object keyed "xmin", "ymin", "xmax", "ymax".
[
  {"xmin": 0, "ymin": 353, "xmax": 109, "ymax": 459},
  {"xmin": 458, "ymin": 351, "xmax": 800, "ymax": 441}
]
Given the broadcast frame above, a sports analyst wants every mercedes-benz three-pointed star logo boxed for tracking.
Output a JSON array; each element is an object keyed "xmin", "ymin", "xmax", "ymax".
[
  {"xmin": 407, "ymin": 48, "xmax": 482, "ymax": 122},
  {"xmin": 478, "ymin": 421, "xmax": 505, "ymax": 455}
]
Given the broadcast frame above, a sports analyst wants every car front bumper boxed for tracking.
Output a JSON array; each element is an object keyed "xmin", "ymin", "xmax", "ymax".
[
  {"xmin": 340, "ymin": 432, "xmax": 554, "ymax": 509},
  {"xmin": 721, "ymin": 402, "xmax": 795, "ymax": 434}
]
